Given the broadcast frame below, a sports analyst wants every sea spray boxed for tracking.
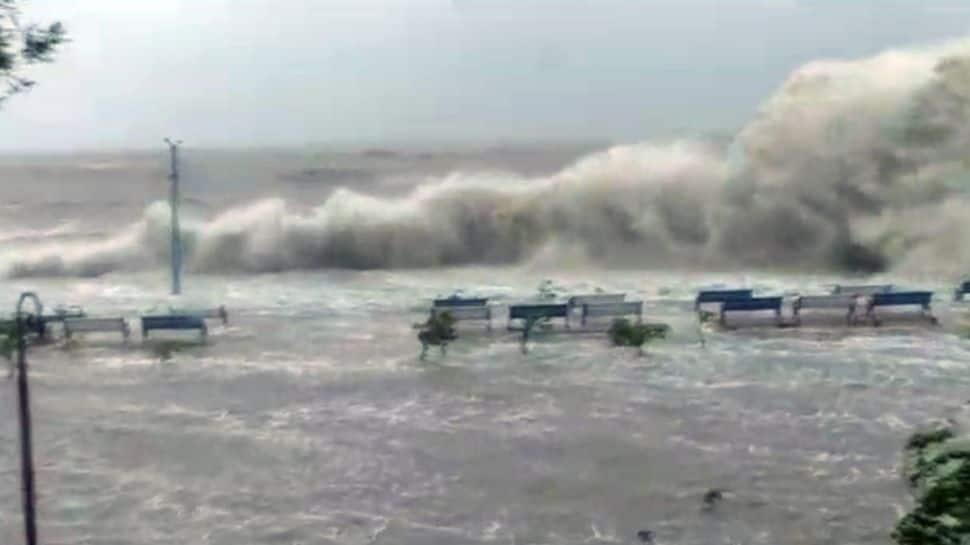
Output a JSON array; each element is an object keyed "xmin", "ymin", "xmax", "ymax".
[{"xmin": 7, "ymin": 39, "xmax": 970, "ymax": 276}]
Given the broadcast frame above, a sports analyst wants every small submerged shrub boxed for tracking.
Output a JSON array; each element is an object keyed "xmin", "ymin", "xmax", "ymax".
[
  {"xmin": 608, "ymin": 318, "xmax": 668, "ymax": 352},
  {"xmin": 698, "ymin": 310, "xmax": 717, "ymax": 324},
  {"xmin": 1, "ymin": 321, "xmax": 16, "ymax": 361},
  {"xmin": 417, "ymin": 312, "xmax": 457, "ymax": 359},
  {"xmin": 1, "ymin": 321, "xmax": 15, "ymax": 377}
]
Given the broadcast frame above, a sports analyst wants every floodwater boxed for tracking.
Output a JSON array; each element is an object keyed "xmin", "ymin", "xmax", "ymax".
[{"xmin": 0, "ymin": 149, "xmax": 968, "ymax": 544}]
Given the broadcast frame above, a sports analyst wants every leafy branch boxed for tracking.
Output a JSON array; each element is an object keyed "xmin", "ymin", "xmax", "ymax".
[{"xmin": 0, "ymin": 0, "xmax": 65, "ymax": 105}]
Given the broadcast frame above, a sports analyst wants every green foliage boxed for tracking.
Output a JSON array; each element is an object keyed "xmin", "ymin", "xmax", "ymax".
[
  {"xmin": 894, "ymin": 426, "xmax": 970, "ymax": 545},
  {"xmin": 0, "ymin": 1, "xmax": 65, "ymax": 105},
  {"xmin": 608, "ymin": 318, "xmax": 668, "ymax": 348},
  {"xmin": 908, "ymin": 428, "xmax": 956, "ymax": 451},
  {"xmin": 417, "ymin": 312, "xmax": 457, "ymax": 358},
  {"xmin": 0, "ymin": 319, "xmax": 16, "ymax": 360}
]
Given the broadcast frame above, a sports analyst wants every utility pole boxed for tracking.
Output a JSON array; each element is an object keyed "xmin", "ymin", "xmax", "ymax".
[
  {"xmin": 165, "ymin": 138, "xmax": 183, "ymax": 296},
  {"xmin": 15, "ymin": 292, "xmax": 43, "ymax": 545}
]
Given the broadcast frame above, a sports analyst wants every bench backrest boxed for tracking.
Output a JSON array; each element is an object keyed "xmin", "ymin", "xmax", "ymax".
[
  {"xmin": 142, "ymin": 315, "xmax": 207, "ymax": 332},
  {"xmin": 695, "ymin": 290, "xmax": 753, "ymax": 308},
  {"xmin": 795, "ymin": 294, "xmax": 856, "ymax": 310},
  {"xmin": 508, "ymin": 304, "xmax": 569, "ymax": 321},
  {"xmin": 871, "ymin": 291, "xmax": 933, "ymax": 308},
  {"xmin": 567, "ymin": 294, "xmax": 625, "ymax": 307},
  {"xmin": 582, "ymin": 301, "xmax": 643, "ymax": 318},
  {"xmin": 721, "ymin": 297, "xmax": 782, "ymax": 312},
  {"xmin": 40, "ymin": 309, "xmax": 86, "ymax": 324},
  {"xmin": 64, "ymin": 318, "xmax": 128, "ymax": 333},
  {"xmin": 431, "ymin": 306, "xmax": 490, "ymax": 321},
  {"xmin": 831, "ymin": 284, "xmax": 892, "ymax": 295},
  {"xmin": 433, "ymin": 297, "xmax": 489, "ymax": 308}
]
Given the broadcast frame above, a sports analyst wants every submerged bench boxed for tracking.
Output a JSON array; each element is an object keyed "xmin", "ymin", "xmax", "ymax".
[
  {"xmin": 567, "ymin": 293, "xmax": 625, "ymax": 308},
  {"xmin": 792, "ymin": 294, "xmax": 859, "ymax": 325},
  {"xmin": 870, "ymin": 291, "xmax": 933, "ymax": 309},
  {"xmin": 864, "ymin": 291, "xmax": 934, "ymax": 325},
  {"xmin": 433, "ymin": 297, "xmax": 489, "ymax": 308},
  {"xmin": 141, "ymin": 315, "xmax": 208, "ymax": 339},
  {"xmin": 695, "ymin": 289, "xmax": 753, "ymax": 311},
  {"xmin": 35, "ymin": 306, "xmax": 87, "ymax": 338},
  {"xmin": 508, "ymin": 303, "xmax": 569, "ymax": 329},
  {"xmin": 719, "ymin": 297, "xmax": 783, "ymax": 326},
  {"xmin": 41, "ymin": 306, "xmax": 86, "ymax": 323},
  {"xmin": 64, "ymin": 317, "xmax": 130, "ymax": 340},
  {"xmin": 580, "ymin": 301, "xmax": 643, "ymax": 326},
  {"xmin": 431, "ymin": 305, "xmax": 492, "ymax": 329},
  {"xmin": 430, "ymin": 297, "xmax": 491, "ymax": 329},
  {"xmin": 955, "ymin": 281, "xmax": 970, "ymax": 302},
  {"xmin": 831, "ymin": 284, "xmax": 893, "ymax": 295}
]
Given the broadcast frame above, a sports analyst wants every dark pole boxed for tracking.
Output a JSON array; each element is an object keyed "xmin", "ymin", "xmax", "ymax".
[
  {"xmin": 15, "ymin": 292, "xmax": 42, "ymax": 545},
  {"xmin": 164, "ymin": 138, "xmax": 183, "ymax": 296}
]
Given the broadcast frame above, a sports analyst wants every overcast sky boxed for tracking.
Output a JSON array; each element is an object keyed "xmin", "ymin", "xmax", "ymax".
[{"xmin": 1, "ymin": 0, "xmax": 969, "ymax": 151}]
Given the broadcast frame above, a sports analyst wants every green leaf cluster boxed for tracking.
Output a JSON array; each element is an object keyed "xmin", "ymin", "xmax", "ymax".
[
  {"xmin": 0, "ymin": 320, "xmax": 17, "ymax": 360},
  {"xmin": 0, "ymin": 1, "xmax": 65, "ymax": 105},
  {"xmin": 894, "ymin": 425, "xmax": 970, "ymax": 545},
  {"xmin": 608, "ymin": 318, "xmax": 668, "ymax": 348}
]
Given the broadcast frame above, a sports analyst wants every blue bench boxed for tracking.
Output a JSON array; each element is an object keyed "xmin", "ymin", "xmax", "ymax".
[
  {"xmin": 870, "ymin": 291, "xmax": 933, "ymax": 309},
  {"xmin": 141, "ymin": 315, "xmax": 208, "ymax": 339},
  {"xmin": 695, "ymin": 289, "xmax": 753, "ymax": 310},
  {"xmin": 434, "ymin": 297, "xmax": 489, "ymax": 308},
  {"xmin": 719, "ymin": 297, "xmax": 783, "ymax": 326},
  {"xmin": 864, "ymin": 291, "xmax": 934, "ymax": 325},
  {"xmin": 508, "ymin": 304, "xmax": 570, "ymax": 329},
  {"xmin": 567, "ymin": 293, "xmax": 625, "ymax": 308},
  {"xmin": 792, "ymin": 294, "xmax": 859, "ymax": 325},
  {"xmin": 955, "ymin": 281, "xmax": 970, "ymax": 302}
]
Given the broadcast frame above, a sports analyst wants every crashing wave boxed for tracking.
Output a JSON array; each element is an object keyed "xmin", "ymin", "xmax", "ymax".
[{"xmin": 7, "ymin": 38, "xmax": 970, "ymax": 277}]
